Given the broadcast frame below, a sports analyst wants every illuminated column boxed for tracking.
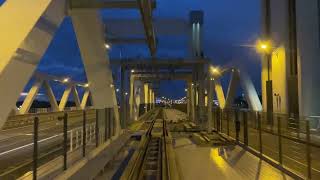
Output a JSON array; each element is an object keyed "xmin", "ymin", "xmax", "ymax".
[
  {"xmin": 225, "ymin": 69, "xmax": 240, "ymax": 109},
  {"xmin": 0, "ymin": 0, "xmax": 65, "ymax": 128},
  {"xmin": 71, "ymin": 9, "xmax": 120, "ymax": 133},
  {"xmin": 59, "ymin": 85, "xmax": 72, "ymax": 111},
  {"xmin": 189, "ymin": 11, "xmax": 204, "ymax": 57},
  {"xmin": 144, "ymin": 83, "xmax": 149, "ymax": 112},
  {"xmin": 152, "ymin": 91, "xmax": 155, "ymax": 109},
  {"xmin": 80, "ymin": 90, "xmax": 90, "ymax": 109},
  {"xmin": 19, "ymin": 79, "xmax": 43, "ymax": 114},
  {"xmin": 129, "ymin": 75, "xmax": 135, "ymax": 122},
  {"xmin": 149, "ymin": 88, "xmax": 153, "ymax": 110},
  {"xmin": 239, "ymin": 72, "xmax": 263, "ymax": 111},
  {"xmin": 133, "ymin": 80, "xmax": 143, "ymax": 120},
  {"xmin": 214, "ymin": 80, "xmax": 226, "ymax": 109}
]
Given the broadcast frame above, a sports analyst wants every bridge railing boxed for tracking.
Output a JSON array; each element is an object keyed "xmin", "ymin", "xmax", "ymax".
[
  {"xmin": 211, "ymin": 108, "xmax": 320, "ymax": 180},
  {"xmin": 0, "ymin": 108, "xmax": 118, "ymax": 179}
]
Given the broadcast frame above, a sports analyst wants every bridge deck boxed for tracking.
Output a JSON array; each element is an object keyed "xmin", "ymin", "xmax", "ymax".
[
  {"xmin": 165, "ymin": 109, "xmax": 294, "ymax": 180},
  {"xmin": 174, "ymin": 138, "xmax": 292, "ymax": 180}
]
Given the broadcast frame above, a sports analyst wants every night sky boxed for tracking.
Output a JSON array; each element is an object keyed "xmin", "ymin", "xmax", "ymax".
[{"xmin": 7, "ymin": 0, "xmax": 263, "ymax": 100}]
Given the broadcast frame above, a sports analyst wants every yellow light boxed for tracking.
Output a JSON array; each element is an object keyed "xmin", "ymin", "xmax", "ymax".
[
  {"xmin": 62, "ymin": 78, "xmax": 69, "ymax": 83},
  {"xmin": 131, "ymin": 69, "xmax": 135, "ymax": 73},
  {"xmin": 210, "ymin": 148, "xmax": 227, "ymax": 173},
  {"xmin": 210, "ymin": 66, "xmax": 220, "ymax": 75},
  {"xmin": 84, "ymin": 83, "xmax": 89, "ymax": 88},
  {"xmin": 256, "ymin": 39, "xmax": 272, "ymax": 54}
]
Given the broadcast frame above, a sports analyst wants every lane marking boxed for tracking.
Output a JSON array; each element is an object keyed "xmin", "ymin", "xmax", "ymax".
[
  {"xmin": 0, "ymin": 123, "xmax": 95, "ymax": 157},
  {"xmin": 0, "ymin": 134, "xmax": 61, "ymax": 157}
]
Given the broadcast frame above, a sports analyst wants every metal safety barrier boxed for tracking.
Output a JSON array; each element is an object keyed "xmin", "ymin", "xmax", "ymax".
[
  {"xmin": 210, "ymin": 108, "xmax": 320, "ymax": 180},
  {"xmin": 0, "ymin": 108, "xmax": 117, "ymax": 180}
]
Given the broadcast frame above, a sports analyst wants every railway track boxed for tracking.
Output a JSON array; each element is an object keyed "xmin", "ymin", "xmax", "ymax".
[{"xmin": 121, "ymin": 109, "xmax": 178, "ymax": 180}]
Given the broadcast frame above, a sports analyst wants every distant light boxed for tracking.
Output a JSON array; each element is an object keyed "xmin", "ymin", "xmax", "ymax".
[
  {"xmin": 185, "ymin": 88, "xmax": 187, "ymax": 92},
  {"xmin": 105, "ymin": 43, "xmax": 111, "ymax": 49},
  {"xmin": 125, "ymin": 92, "xmax": 128, "ymax": 95},
  {"xmin": 116, "ymin": 88, "xmax": 119, "ymax": 92},
  {"xmin": 62, "ymin": 78, "xmax": 69, "ymax": 83},
  {"xmin": 191, "ymin": 83, "xmax": 194, "ymax": 86},
  {"xmin": 110, "ymin": 84, "xmax": 114, "ymax": 88},
  {"xmin": 84, "ymin": 83, "xmax": 89, "ymax": 88},
  {"xmin": 131, "ymin": 69, "xmax": 135, "ymax": 73}
]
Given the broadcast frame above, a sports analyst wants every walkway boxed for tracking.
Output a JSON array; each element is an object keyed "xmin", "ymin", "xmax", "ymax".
[{"xmin": 174, "ymin": 137, "xmax": 292, "ymax": 180}]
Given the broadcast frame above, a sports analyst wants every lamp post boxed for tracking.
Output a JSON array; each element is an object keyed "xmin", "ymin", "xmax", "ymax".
[{"xmin": 256, "ymin": 39, "xmax": 273, "ymax": 125}]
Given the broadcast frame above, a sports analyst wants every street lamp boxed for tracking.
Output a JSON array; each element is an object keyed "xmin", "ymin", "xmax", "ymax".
[
  {"xmin": 256, "ymin": 39, "xmax": 272, "ymax": 54},
  {"xmin": 256, "ymin": 39, "xmax": 273, "ymax": 124},
  {"xmin": 105, "ymin": 43, "xmax": 111, "ymax": 49},
  {"xmin": 210, "ymin": 66, "xmax": 220, "ymax": 76}
]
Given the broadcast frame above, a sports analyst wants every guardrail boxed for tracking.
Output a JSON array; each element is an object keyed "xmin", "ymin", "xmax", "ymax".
[
  {"xmin": 0, "ymin": 108, "xmax": 117, "ymax": 179},
  {"xmin": 2, "ymin": 108, "xmax": 94, "ymax": 130},
  {"xmin": 211, "ymin": 108, "xmax": 320, "ymax": 180}
]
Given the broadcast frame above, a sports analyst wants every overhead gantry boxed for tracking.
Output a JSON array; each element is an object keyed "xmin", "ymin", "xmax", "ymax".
[{"xmin": 112, "ymin": 58, "xmax": 208, "ymax": 124}]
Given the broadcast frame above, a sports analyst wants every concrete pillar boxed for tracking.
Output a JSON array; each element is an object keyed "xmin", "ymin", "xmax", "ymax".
[
  {"xmin": 81, "ymin": 90, "xmax": 90, "ymax": 109},
  {"xmin": 214, "ymin": 80, "xmax": 226, "ymax": 109},
  {"xmin": 59, "ymin": 85, "xmax": 72, "ymax": 111},
  {"xmin": 152, "ymin": 92, "xmax": 156, "ymax": 108},
  {"xmin": 198, "ymin": 68, "xmax": 205, "ymax": 122},
  {"xmin": 187, "ymin": 83, "xmax": 191, "ymax": 119},
  {"xmin": 239, "ymin": 72, "xmax": 263, "ymax": 111},
  {"xmin": 119, "ymin": 66, "xmax": 126, "ymax": 127},
  {"xmin": 19, "ymin": 80, "xmax": 43, "ymax": 114},
  {"xmin": 43, "ymin": 80, "xmax": 59, "ymax": 111},
  {"xmin": 129, "ymin": 75, "xmax": 135, "ymax": 122},
  {"xmin": 149, "ymin": 88, "xmax": 153, "ymax": 110},
  {"xmin": 71, "ymin": 9, "xmax": 120, "ymax": 134},
  {"xmin": 225, "ymin": 70, "xmax": 240, "ymax": 109},
  {"xmin": 0, "ymin": 0, "xmax": 65, "ymax": 128},
  {"xmin": 71, "ymin": 86, "xmax": 81, "ymax": 108},
  {"xmin": 144, "ymin": 83, "xmax": 149, "ymax": 112},
  {"xmin": 190, "ymin": 83, "xmax": 196, "ymax": 122},
  {"xmin": 133, "ymin": 80, "xmax": 143, "ymax": 120},
  {"xmin": 296, "ymin": 0, "xmax": 320, "ymax": 117},
  {"xmin": 207, "ymin": 79, "xmax": 214, "ymax": 132}
]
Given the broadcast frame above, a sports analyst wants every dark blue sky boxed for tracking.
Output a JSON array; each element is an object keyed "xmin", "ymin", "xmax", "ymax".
[{"xmin": 22, "ymin": 0, "xmax": 262, "ymax": 99}]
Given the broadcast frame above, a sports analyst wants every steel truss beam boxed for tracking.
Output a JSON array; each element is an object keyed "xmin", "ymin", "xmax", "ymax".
[
  {"xmin": 208, "ymin": 67, "xmax": 262, "ymax": 111},
  {"xmin": 19, "ymin": 74, "xmax": 90, "ymax": 114}
]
